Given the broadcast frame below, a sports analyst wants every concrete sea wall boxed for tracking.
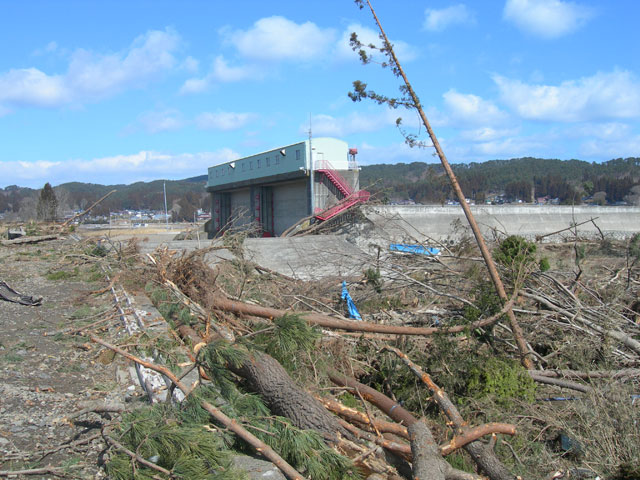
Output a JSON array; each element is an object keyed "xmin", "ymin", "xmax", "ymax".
[{"xmin": 363, "ymin": 205, "xmax": 640, "ymax": 242}]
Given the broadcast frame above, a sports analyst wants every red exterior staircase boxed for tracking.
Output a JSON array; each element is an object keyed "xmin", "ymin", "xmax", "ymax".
[
  {"xmin": 314, "ymin": 159, "xmax": 370, "ymax": 222},
  {"xmin": 314, "ymin": 190, "xmax": 370, "ymax": 221},
  {"xmin": 316, "ymin": 167, "xmax": 353, "ymax": 197}
]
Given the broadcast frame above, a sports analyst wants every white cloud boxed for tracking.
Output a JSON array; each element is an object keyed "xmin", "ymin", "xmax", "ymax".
[
  {"xmin": 180, "ymin": 55, "xmax": 257, "ymax": 94},
  {"xmin": 335, "ymin": 23, "xmax": 417, "ymax": 63},
  {"xmin": 224, "ymin": 16, "xmax": 336, "ymax": 61},
  {"xmin": 579, "ymin": 134, "xmax": 640, "ymax": 159},
  {"xmin": 424, "ymin": 4, "xmax": 476, "ymax": 32},
  {"xmin": 0, "ymin": 28, "xmax": 180, "ymax": 111},
  {"xmin": 433, "ymin": 89, "xmax": 508, "ymax": 127},
  {"xmin": 137, "ymin": 109, "xmax": 185, "ymax": 134},
  {"xmin": 180, "ymin": 78, "xmax": 209, "ymax": 95},
  {"xmin": 471, "ymin": 136, "xmax": 546, "ymax": 156},
  {"xmin": 195, "ymin": 111, "xmax": 258, "ymax": 131},
  {"xmin": 0, "ymin": 68, "xmax": 68, "ymax": 107},
  {"xmin": 503, "ymin": 0, "xmax": 594, "ymax": 38},
  {"xmin": 181, "ymin": 56, "xmax": 199, "ymax": 73},
  {"xmin": 494, "ymin": 71, "xmax": 640, "ymax": 122},
  {"xmin": 0, "ymin": 149, "xmax": 238, "ymax": 187},
  {"xmin": 459, "ymin": 127, "xmax": 519, "ymax": 142},
  {"xmin": 66, "ymin": 29, "xmax": 180, "ymax": 98},
  {"xmin": 302, "ymin": 111, "xmax": 400, "ymax": 137},
  {"xmin": 357, "ymin": 141, "xmax": 436, "ymax": 165},
  {"xmin": 564, "ymin": 122, "xmax": 631, "ymax": 141}
]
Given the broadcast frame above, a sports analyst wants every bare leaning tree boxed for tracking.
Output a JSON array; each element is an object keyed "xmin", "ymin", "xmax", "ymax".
[{"xmin": 350, "ymin": 0, "xmax": 534, "ymax": 369}]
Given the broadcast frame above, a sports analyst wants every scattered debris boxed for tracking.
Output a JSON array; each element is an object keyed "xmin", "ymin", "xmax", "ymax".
[
  {"xmin": 0, "ymin": 280, "xmax": 42, "ymax": 306},
  {"xmin": 390, "ymin": 243, "xmax": 441, "ymax": 256},
  {"xmin": 341, "ymin": 280, "xmax": 362, "ymax": 320}
]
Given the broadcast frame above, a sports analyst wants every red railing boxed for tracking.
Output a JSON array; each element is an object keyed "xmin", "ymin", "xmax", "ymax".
[
  {"xmin": 314, "ymin": 190, "xmax": 370, "ymax": 221},
  {"xmin": 315, "ymin": 159, "xmax": 353, "ymax": 198}
]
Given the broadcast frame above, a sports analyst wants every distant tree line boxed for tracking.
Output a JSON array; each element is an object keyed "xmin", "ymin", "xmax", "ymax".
[
  {"xmin": 0, "ymin": 178, "xmax": 210, "ymax": 222},
  {"xmin": 359, "ymin": 156, "xmax": 640, "ymax": 205},
  {"xmin": 2, "ymin": 157, "xmax": 640, "ymax": 221}
]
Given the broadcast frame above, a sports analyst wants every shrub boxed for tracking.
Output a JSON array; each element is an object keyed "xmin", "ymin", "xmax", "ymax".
[
  {"xmin": 468, "ymin": 357, "xmax": 536, "ymax": 406},
  {"xmin": 539, "ymin": 257, "xmax": 550, "ymax": 272},
  {"xmin": 494, "ymin": 235, "xmax": 537, "ymax": 268}
]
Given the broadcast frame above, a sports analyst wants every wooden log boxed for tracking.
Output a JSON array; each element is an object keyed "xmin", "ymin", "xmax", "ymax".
[
  {"xmin": 409, "ymin": 420, "xmax": 448, "ymax": 480},
  {"xmin": 328, "ymin": 370, "xmax": 418, "ymax": 427},
  {"xmin": 528, "ymin": 373, "xmax": 592, "ymax": 393},
  {"xmin": 213, "ymin": 294, "xmax": 515, "ymax": 337},
  {"xmin": 1, "ymin": 234, "xmax": 58, "ymax": 246},
  {"xmin": 528, "ymin": 368, "xmax": 640, "ymax": 379}
]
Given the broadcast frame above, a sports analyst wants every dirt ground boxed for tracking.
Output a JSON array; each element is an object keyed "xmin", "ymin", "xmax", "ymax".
[{"xmin": 0, "ymin": 238, "xmax": 147, "ymax": 478}]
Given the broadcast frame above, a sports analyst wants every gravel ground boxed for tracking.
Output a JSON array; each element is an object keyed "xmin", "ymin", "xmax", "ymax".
[{"xmin": 0, "ymin": 238, "xmax": 146, "ymax": 479}]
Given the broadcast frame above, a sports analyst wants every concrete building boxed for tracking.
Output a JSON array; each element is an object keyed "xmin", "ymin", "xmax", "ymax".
[{"xmin": 206, "ymin": 137, "xmax": 367, "ymax": 238}]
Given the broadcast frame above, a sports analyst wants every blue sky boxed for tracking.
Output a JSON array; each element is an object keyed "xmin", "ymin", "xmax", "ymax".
[{"xmin": 1, "ymin": 0, "xmax": 639, "ymax": 188}]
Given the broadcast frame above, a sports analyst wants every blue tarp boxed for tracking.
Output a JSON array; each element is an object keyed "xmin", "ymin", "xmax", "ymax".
[
  {"xmin": 341, "ymin": 281, "xmax": 362, "ymax": 321},
  {"xmin": 389, "ymin": 243, "xmax": 440, "ymax": 256}
]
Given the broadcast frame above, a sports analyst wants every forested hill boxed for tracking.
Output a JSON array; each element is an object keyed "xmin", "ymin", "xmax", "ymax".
[
  {"xmin": 0, "ymin": 178, "xmax": 209, "ymax": 221},
  {"xmin": 2, "ymin": 157, "xmax": 640, "ymax": 220},
  {"xmin": 360, "ymin": 157, "xmax": 640, "ymax": 204}
]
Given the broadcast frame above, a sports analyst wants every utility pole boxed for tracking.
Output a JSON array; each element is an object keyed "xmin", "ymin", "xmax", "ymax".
[
  {"xmin": 163, "ymin": 181, "xmax": 169, "ymax": 231},
  {"xmin": 308, "ymin": 114, "xmax": 314, "ymax": 215}
]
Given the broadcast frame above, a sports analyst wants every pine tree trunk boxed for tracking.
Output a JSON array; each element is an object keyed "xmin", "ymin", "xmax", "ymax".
[{"xmin": 231, "ymin": 351, "xmax": 346, "ymax": 441}]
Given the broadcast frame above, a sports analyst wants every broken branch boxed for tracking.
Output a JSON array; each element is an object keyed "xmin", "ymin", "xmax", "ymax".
[{"xmin": 87, "ymin": 334, "xmax": 305, "ymax": 480}]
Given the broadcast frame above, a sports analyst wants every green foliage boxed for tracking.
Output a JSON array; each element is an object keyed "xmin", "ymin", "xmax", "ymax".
[
  {"xmin": 539, "ymin": 257, "xmax": 551, "ymax": 272},
  {"xmin": 494, "ymin": 235, "xmax": 537, "ymax": 268},
  {"xmin": 359, "ymin": 157, "xmax": 640, "ymax": 205},
  {"xmin": 357, "ymin": 295, "xmax": 404, "ymax": 313},
  {"xmin": 200, "ymin": 341, "xmax": 249, "ymax": 399},
  {"xmin": 148, "ymin": 285, "xmax": 193, "ymax": 328},
  {"xmin": 364, "ymin": 267, "xmax": 382, "ymax": 293},
  {"xmin": 445, "ymin": 451, "xmax": 476, "ymax": 475},
  {"xmin": 3, "ymin": 352, "xmax": 24, "ymax": 363},
  {"xmin": 105, "ymin": 405, "xmax": 241, "ymax": 480},
  {"xmin": 177, "ymin": 308, "xmax": 194, "ymax": 326},
  {"xmin": 70, "ymin": 305, "xmax": 93, "ymax": 319},
  {"xmin": 468, "ymin": 357, "xmax": 536, "ymax": 406},
  {"xmin": 251, "ymin": 314, "xmax": 320, "ymax": 372},
  {"xmin": 87, "ymin": 243, "xmax": 109, "ymax": 257},
  {"xmin": 179, "ymin": 361, "xmax": 359, "ymax": 480},
  {"xmin": 463, "ymin": 283, "xmax": 503, "ymax": 324},
  {"xmin": 46, "ymin": 269, "xmax": 77, "ymax": 281},
  {"xmin": 339, "ymin": 392, "xmax": 359, "ymax": 409}
]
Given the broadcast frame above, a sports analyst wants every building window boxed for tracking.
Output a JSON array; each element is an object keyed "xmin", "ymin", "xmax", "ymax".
[
  {"xmin": 275, "ymin": 155, "xmax": 280, "ymax": 165},
  {"xmin": 266, "ymin": 157, "xmax": 270, "ymax": 167},
  {"xmin": 250, "ymin": 160, "xmax": 253, "ymax": 170},
  {"xmin": 296, "ymin": 149, "xmax": 301, "ymax": 161},
  {"xmin": 242, "ymin": 163, "xmax": 246, "ymax": 172},
  {"xmin": 257, "ymin": 159, "xmax": 261, "ymax": 168}
]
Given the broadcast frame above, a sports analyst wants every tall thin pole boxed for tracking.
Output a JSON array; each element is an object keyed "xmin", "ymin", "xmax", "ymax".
[
  {"xmin": 163, "ymin": 181, "xmax": 169, "ymax": 231},
  {"xmin": 308, "ymin": 114, "xmax": 314, "ymax": 215},
  {"xmin": 364, "ymin": 0, "xmax": 533, "ymax": 369}
]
